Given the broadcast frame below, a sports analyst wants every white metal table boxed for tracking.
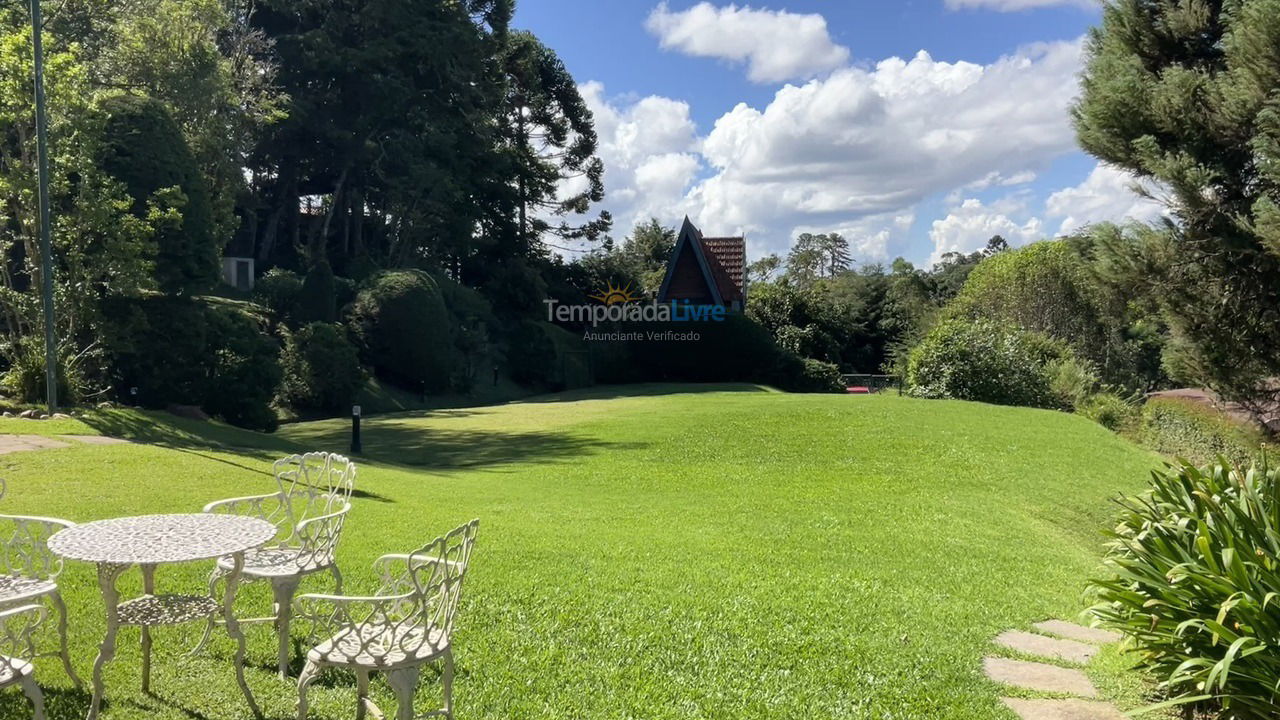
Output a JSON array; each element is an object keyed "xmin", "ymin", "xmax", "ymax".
[{"xmin": 48, "ymin": 514, "xmax": 276, "ymax": 720}]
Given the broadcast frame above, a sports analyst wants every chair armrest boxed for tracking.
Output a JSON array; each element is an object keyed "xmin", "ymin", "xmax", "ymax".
[
  {"xmin": 0, "ymin": 514, "xmax": 74, "ymax": 531},
  {"xmin": 293, "ymin": 503, "xmax": 351, "ymax": 555},
  {"xmin": 202, "ymin": 492, "xmax": 285, "ymax": 521},
  {"xmin": 294, "ymin": 590, "xmax": 416, "ymax": 642}
]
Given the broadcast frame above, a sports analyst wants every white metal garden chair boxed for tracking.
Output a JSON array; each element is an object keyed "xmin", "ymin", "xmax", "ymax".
[
  {"xmin": 197, "ymin": 452, "xmax": 357, "ymax": 678},
  {"xmin": 0, "ymin": 479, "xmax": 82, "ymax": 689},
  {"xmin": 0, "ymin": 604, "xmax": 49, "ymax": 719},
  {"xmin": 294, "ymin": 519, "xmax": 479, "ymax": 720}
]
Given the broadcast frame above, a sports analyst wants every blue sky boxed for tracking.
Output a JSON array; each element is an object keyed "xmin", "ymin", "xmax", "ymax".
[{"xmin": 514, "ymin": 0, "xmax": 1163, "ymax": 266}]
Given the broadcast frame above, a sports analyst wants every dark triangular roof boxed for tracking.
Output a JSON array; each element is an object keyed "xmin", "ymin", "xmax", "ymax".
[{"xmin": 657, "ymin": 217, "xmax": 726, "ymax": 306}]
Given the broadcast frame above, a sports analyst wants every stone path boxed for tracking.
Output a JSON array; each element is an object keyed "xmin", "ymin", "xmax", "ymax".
[
  {"xmin": 984, "ymin": 620, "xmax": 1128, "ymax": 720},
  {"xmin": 0, "ymin": 434, "xmax": 130, "ymax": 455}
]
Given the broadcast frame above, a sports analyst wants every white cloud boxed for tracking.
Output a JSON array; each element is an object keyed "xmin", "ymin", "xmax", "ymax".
[
  {"xmin": 945, "ymin": 0, "xmax": 1096, "ymax": 11},
  {"xmin": 578, "ymin": 38, "xmax": 1087, "ymax": 262},
  {"xmin": 929, "ymin": 196, "xmax": 1044, "ymax": 265},
  {"xmin": 645, "ymin": 2, "xmax": 850, "ymax": 84},
  {"xmin": 1045, "ymin": 164, "xmax": 1168, "ymax": 235}
]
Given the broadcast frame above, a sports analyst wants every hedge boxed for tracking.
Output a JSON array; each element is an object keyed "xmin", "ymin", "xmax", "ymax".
[{"xmin": 1137, "ymin": 396, "xmax": 1266, "ymax": 467}]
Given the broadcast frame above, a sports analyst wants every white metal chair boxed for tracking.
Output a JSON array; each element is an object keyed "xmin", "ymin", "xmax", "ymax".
[
  {"xmin": 0, "ymin": 604, "xmax": 48, "ymax": 719},
  {"xmin": 198, "ymin": 452, "xmax": 357, "ymax": 678},
  {"xmin": 0, "ymin": 480, "xmax": 82, "ymax": 689},
  {"xmin": 295, "ymin": 519, "xmax": 479, "ymax": 720}
]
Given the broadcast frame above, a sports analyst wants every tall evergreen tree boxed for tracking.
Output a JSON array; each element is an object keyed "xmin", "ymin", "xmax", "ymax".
[{"xmin": 1074, "ymin": 0, "xmax": 1280, "ymax": 405}]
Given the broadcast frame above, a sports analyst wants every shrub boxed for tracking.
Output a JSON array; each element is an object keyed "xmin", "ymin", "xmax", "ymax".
[
  {"xmin": 296, "ymin": 261, "xmax": 337, "ymax": 324},
  {"xmin": 769, "ymin": 355, "xmax": 844, "ymax": 393},
  {"xmin": 506, "ymin": 320, "xmax": 560, "ymax": 388},
  {"xmin": 279, "ymin": 323, "xmax": 364, "ymax": 413},
  {"xmin": 1049, "ymin": 357, "xmax": 1100, "ymax": 411},
  {"xmin": 101, "ymin": 296, "xmax": 281, "ymax": 430},
  {"xmin": 905, "ymin": 319, "xmax": 1071, "ymax": 408},
  {"xmin": 253, "ymin": 268, "xmax": 303, "ymax": 321},
  {"xmin": 1138, "ymin": 397, "xmax": 1266, "ymax": 467},
  {"xmin": 1089, "ymin": 461, "xmax": 1280, "ymax": 718},
  {"xmin": 349, "ymin": 270, "xmax": 453, "ymax": 393},
  {"xmin": 0, "ymin": 336, "xmax": 89, "ymax": 405},
  {"xmin": 1078, "ymin": 392, "xmax": 1138, "ymax": 432}
]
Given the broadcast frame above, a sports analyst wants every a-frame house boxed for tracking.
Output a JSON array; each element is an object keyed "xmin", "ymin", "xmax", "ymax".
[{"xmin": 656, "ymin": 217, "xmax": 747, "ymax": 311}]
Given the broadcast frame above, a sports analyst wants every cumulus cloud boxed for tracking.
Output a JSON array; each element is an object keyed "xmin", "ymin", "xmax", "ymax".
[
  {"xmin": 945, "ymin": 0, "xmax": 1096, "ymax": 11},
  {"xmin": 579, "ymin": 38, "xmax": 1088, "ymax": 260},
  {"xmin": 1045, "ymin": 164, "xmax": 1168, "ymax": 234},
  {"xmin": 645, "ymin": 2, "xmax": 850, "ymax": 83},
  {"xmin": 929, "ymin": 196, "xmax": 1044, "ymax": 265}
]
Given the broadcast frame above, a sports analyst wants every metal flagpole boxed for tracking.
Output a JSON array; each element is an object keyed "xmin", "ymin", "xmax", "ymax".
[{"xmin": 29, "ymin": 0, "xmax": 58, "ymax": 411}]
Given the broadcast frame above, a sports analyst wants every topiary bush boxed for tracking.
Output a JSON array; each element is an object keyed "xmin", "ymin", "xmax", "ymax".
[
  {"xmin": 253, "ymin": 268, "xmax": 303, "ymax": 322},
  {"xmin": 279, "ymin": 322, "xmax": 364, "ymax": 413},
  {"xmin": 348, "ymin": 270, "xmax": 453, "ymax": 393},
  {"xmin": 785, "ymin": 357, "xmax": 845, "ymax": 394},
  {"xmin": 296, "ymin": 261, "xmax": 337, "ymax": 324},
  {"xmin": 905, "ymin": 319, "xmax": 1072, "ymax": 408},
  {"xmin": 1089, "ymin": 461, "xmax": 1280, "ymax": 718},
  {"xmin": 1138, "ymin": 397, "xmax": 1266, "ymax": 467}
]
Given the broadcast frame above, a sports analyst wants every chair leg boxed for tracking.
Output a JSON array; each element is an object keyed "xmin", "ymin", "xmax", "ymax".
[
  {"xmin": 355, "ymin": 669, "xmax": 371, "ymax": 720},
  {"xmin": 441, "ymin": 649, "xmax": 455, "ymax": 719},
  {"xmin": 273, "ymin": 577, "xmax": 302, "ymax": 680},
  {"xmin": 49, "ymin": 590, "xmax": 83, "ymax": 689},
  {"xmin": 190, "ymin": 567, "xmax": 226, "ymax": 656},
  {"xmin": 19, "ymin": 674, "xmax": 46, "ymax": 720},
  {"xmin": 296, "ymin": 658, "xmax": 320, "ymax": 720},
  {"xmin": 386, "ymin": 667, "xmax": 419, "ymax": 720},
  {"xmin": 329, "ymin": 563, "xmax": 344, "ymax": 593}
]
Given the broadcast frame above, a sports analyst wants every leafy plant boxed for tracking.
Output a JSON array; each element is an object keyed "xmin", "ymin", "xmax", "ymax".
[
  {"xmin": 1090, "ymin": 461, "xmax": 1280, "ymax": 718},
  {"xmin": 1077, "ymin": 392, "xmax": 1138, "ymax": 433},
  {"xmin": 278, "ymin": 322, "xmax": 364, "ymax": 412},
  {"xmin": 1139, "ymin": 398, "xmax": 1266, "ymax": 468},
  {"xmin": 905, "ymin": 319, "xmax": 1072, "ymax": 408}
]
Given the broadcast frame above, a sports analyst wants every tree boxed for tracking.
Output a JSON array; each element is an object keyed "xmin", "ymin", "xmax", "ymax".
[
  {"xmin": 499, "ymin": 30, "xmax": 610, "ymax": 254},
  {"xmin": 785, "ymin": 234, "xmax": 827, "ymax": 287},
  {"xmin": 621, "ymin": 218, "xmax": 675, "ymax": 294},
  {"xmin": 1074, "ymin": 0, "xmax": 1280, "ymax": 405},
  {"xmin": 747, "ymin": 254, "xmax": 782, "ymax": 285}
]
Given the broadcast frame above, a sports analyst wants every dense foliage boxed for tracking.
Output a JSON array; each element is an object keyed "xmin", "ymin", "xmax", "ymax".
[
  {"xmin": 1075, "ymin": 0, "xmax": 1280, "ymax": 408},
  {"xmin": 1138, "ymin": 397, "xmax": 1266, "ymax": 468},
  {"xmin": 906, "ymin": 319, "xmax": 1074, "ymax": 409},
  {"xmin": 1091, "ymin": 461, "xmax": 1280, "ymax": 718},
  {"xmin": 348, "ymin": 271, "xmax": 453, "ymax": 394},
  {"xmin": 279, "ymin": 322, "xmax": 364, "ymax": 412}
]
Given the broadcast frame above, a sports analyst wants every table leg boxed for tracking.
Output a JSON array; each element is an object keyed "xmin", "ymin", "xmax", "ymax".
[
  {"xmin": 87, "ymin": 563, "xmax": 128, "ymax": 720},
  {"xmin": 224, "ymin": 550, "xmax": 262, "ymax": 718},
  {"xmin": 140, "ymin": 564, "xmax": 156, "ymax": 694}
]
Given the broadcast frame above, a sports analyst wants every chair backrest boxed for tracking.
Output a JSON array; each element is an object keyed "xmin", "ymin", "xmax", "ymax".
[
  {"xmin": 0, "ymin": 482, "xmax": 73, "ymax": 581},
  {"xmin": 272, "ymin": 452, "xmax": 356, "ymax": 531},
  {"xmin": 0, "ymin": 604, "xmax": 43, "ymax": 686},
  {"xmin": 408, "ymin": 519, "xmax": 479, "ymax": 640}
]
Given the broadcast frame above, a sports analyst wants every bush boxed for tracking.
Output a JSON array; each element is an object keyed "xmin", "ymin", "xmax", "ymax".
[
  {"xmin": 905, "ymin": 319, "xmax": 1072, "ymax": 408},
  {"xmin": 1089, "ymin": 461, "xmax": 1280, "ymax": 717},
  {"xmin": 279, "ymin": 323, "xmax": 364, "ymax": 412},
  {"xmin": 101, "ymin": 296, "xmax": 281, "ymax": 430},
  {"xmin": 348, "ymin": 270, "xmax": 453, "ymax": 393},
  {"xmin": 1049, "ymin": 357, "xmax": 1100, "ymax": 411},
  {"xmin": 296, "ymin": 261, "xmax": 337, "ymax": 324},
  {"xmin": 253, "ymin": 268, "xmax": 303, "ymax": 321},
  {"xmin": 1138, "ymin": 397, "xmax": 1266, "ymax": 467},
  {"xmin": 1077, "ymin": 392, "xmax": 1138, "ymax": 432},
  {"xmin": 776, "ymin": 356, "xmax": 844, "ymax": 393},
  {"xmin": 0, "ymin": 336, "xmax": 89, "ymax": 405}
]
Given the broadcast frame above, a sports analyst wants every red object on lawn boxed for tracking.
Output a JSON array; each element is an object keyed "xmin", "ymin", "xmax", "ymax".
[{"xmin": 846, "ymin": 386, "xmax": 871, "ymax": 394}]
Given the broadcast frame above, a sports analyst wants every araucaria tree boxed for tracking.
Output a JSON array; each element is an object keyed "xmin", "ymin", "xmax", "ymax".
[{"xmin": 1075, "ymin": 0, "xmax": 1280, "ymax": 406}]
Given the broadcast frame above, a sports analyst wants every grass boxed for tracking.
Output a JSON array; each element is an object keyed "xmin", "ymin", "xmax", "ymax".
[{"xmin": 0, "ymin": 384, "xmax": 1165, "ymax": 719}]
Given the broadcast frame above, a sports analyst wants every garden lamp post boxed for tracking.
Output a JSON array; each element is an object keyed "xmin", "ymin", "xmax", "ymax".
[{"xmin": 29, "ymin": 0, "xmax": 58, "ymax": 411}]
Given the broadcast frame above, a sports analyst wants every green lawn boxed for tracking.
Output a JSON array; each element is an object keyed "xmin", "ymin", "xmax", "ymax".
[{"xmin": 0, "ymin": 385, "xmax": 1162, "ymax": 719}]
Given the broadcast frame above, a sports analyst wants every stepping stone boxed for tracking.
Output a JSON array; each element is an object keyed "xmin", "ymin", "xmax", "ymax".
[
  {"xmin": 58, "ymin": 435, "xmax": 130, "ymax": 446},
  {"xmin": 995, "ymin": 631, "xmax": 1097, "ymax": 664},
  {"xmin": 1033, "ymin": 620, "xmax": 1121, "ymax": 646},
  {"xmin": 984, "ymin": 657, "xmax": 1097, "ymax": 697},
  {"xmin": 1002, "ymin": 698, "xmax": 1125, "ymax": 720}
]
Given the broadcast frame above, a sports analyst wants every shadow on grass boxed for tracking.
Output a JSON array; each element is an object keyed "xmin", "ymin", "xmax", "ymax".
[
  {"xmin": 338, "ymin": 426, "xmax": 645, "ymax": 472},
  {"xmin": 520, "ymin": 382, "xmax": 775, "ymax": 404}
]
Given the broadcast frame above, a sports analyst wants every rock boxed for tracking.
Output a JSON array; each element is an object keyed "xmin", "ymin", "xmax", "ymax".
[
  {"xmin": 51, "ymin": 413, "xmax": 72, "ymax": 420},
  {"xmin": 995, "ymin": 631, "xmax": 1097, "ymax": 665},
  {"xmin": 1032, "ymin": 620, "xmax": 1121, "ymax": 646},
  {"xmin": 17, "ymin": 409, "xmax": 41, "ymax": 419},
  {"xmin": 166, "ymin": 404, "xmax": 210, "ymax": 421},
  {"xmin": 2, "ymin": 411, "xmax": 12, "ymax": 418},
  {"xmin": 984, "ymin": 657, "xmax": 1098, "ymax": 697},
  {"xmin": 1001, "ymin": 698, "xmax": 1125, "ymax": 720},
  {"xmin": 97, "ymin": 401, "xmax": 115, "ymax": 409}
]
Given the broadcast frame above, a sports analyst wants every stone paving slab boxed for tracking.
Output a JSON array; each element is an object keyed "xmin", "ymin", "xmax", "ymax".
[
  {"xmin": 0, "ymin": 435, "xmax": 70, "ymax": 454},
  {"xmin": 984, "ymin": 657, "xmax": 1097, "ymax": 697},
  {"xmin": 1032, "ymin": 620, "xmax": 1121, "ymax": 646},
  {"xmin": 58, "ymin": 435, "xmax": 131, "ymax": 446},
  {"xmin": 1002, "ymin": 698, "xmax": 1125, "ymax": 720},
  {"xmin": 995, "ymin": 631, "xmax": 1097, "ymax": 664}
]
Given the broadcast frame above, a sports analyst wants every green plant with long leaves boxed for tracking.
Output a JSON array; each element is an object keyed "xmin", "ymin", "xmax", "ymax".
[{"xmin": 1090, "ymin": 459, "xmax": 1280, "ymax": 718}]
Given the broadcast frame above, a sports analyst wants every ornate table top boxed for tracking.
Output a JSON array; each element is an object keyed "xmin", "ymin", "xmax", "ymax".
[{"xmin": 48, "ymin": 514, "xmax": 276, "ymax": 565}]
